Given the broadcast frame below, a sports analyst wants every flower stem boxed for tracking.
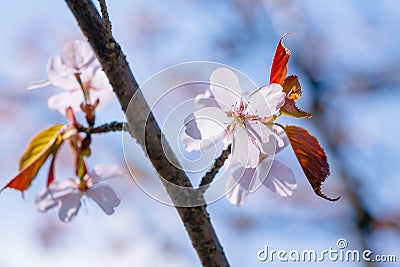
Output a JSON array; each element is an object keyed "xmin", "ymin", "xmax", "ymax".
[
  {"xmin": 197, "ymin": 144, "xmax": 232, "ymax": 195},
  {"xmin": 74, "ymin": 73, "xmax": 90, "ymax": 104}
]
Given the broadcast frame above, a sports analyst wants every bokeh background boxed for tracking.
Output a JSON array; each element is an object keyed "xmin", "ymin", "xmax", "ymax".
[{"xmin": 1, "ymin": 0, "xmax": 399, "ymax": 266}]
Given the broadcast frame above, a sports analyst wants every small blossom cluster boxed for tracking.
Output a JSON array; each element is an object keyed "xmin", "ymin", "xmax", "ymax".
[
  {"xmin": 36, "ymin": 40, "xmax": 120, "ymax": 222},
  {"xmin": 2, "ymin": 40, "xmax": 122, "ymax": 222},
  {"xmin": 29, "ymin": 40, "xmax": 114, "ymax": 118},
  {"xmin": 183, "ymin": 67, "xmax": 297, "ymax": 206},
  {"xmin": 182, "ymin": 34, "xmax": 337, "ymax": 204}
]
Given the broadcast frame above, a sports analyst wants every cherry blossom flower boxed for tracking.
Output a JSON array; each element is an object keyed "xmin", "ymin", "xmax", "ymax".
[
  {"xmin": 184, "ymin": 67, "xmax": 286, "ymax": 168},
  {"xmin": 28, "ymin": 40, "xmax": 114, "ymax": 114},
  {"xmin": 35, "ymin": 164, "xmax": 122, "ymax": 223},
  {"xmin": 181, "ymin": 90, "xmax": 229, "ymax": 153},
  {"xmin": 226, "ymin": 129, "xmax": 297, "ymax": 206}
]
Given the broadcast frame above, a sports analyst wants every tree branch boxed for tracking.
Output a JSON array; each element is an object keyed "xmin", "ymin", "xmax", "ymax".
[
  {"xmin": 79, "ymin": 121, "xmax": 127, "ymax": 134},
  {"xmin": 198, "ymin": 144, "xmax": 231, "ymax": 196},
  {"xmin": 64, "ymin": 0, "xmax": 230, "ymax": 266},
  {"xmin": 98, "ymin": 0, "xmax": 112, "ymax": 40}
]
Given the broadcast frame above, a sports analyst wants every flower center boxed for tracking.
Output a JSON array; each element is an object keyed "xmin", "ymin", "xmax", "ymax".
[{"xmin": 228, "ymin": 99, "xmax": 257, "ymax": 131}]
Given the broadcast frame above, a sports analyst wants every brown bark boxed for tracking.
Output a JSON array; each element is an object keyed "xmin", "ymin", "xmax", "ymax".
[{"xmin": 64, "ymin": 0, "xmax": 230, "ymax": 266}]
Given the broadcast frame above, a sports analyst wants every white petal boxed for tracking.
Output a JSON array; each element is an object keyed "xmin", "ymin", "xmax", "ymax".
[
  {"xmin": 248, "ymin": 84, "xmax": 285, "ymax": 117},
  {"xmin": 35, "ymin": 180, "xmax": 76, "ymax": 212},
  {"xmin": 231, "ymin": 126, "xmax": 259, "ymax": 168},
  {"xmin": 88, "ymin": 70, "xmax": 111, "ymax": 89},
  {"xmin": 58, "ymin": 192, "xmax": 83, "ymax": 223},
  {"xmin": 88, "ymin": 72, "xmax": 114, "ymax": 109},
  {"xmin": 27, "ymin": 80, "xmax": 51, "ymax": 90},
  {"xmin": 184, "ymin": 107, "xmax": 230, "ymax": 140},
  {"xmin": 246, "ymin": 121, "xmax": 276, "ymax": 156},
  {"xmin": 209, "ymin": 68, "xmax": 242, "ymax": 108},
  {"xmin": 47, "ymin": 91, "xmax": 84, "ymax": 114},
  {"xmin": 91, "ymin": 163, "xmax": 123, "ymax": 183},
  {"xmin": 181, "ymin": 132, "xmax": 203, "ymax": 152},
  {"xmin": 78, "ymin": 66, "xmax": 99, "ymax": 83},
  {"xmin": 275, "ymin": 127, "xmax": 289, "ymax": 153},
  {"xmin": 61, "ymin": 40, "xmax": 97, "ymax": 70},
  {"xmin": 262, "ymin": 160, "xmax": 297, "ymax": 197},
  {"xmin": 194, "ymin": 90, "xmax": 219, "ymax": 109},
  {"xmin": 86, "ymin": 185, "xmax": 121, "ymax": 215},
  {"xmin": 226, "ymin": 167, "xmax": 256, "ymax": 206},
  {"xmin": 90, "ymin": 89, "xmax": 114, "ymax": 109},
  {"xmin": 181, "ymin": 131, "xmax": 228, "ymax": 152},
  {"xmin": 46, "ymin": 56, "xmax": 78, "ymax": 90}
]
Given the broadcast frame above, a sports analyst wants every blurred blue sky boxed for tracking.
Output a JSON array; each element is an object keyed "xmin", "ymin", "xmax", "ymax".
[{"xmin": 1, "ymin": 1, "xmax": 399, "ymax": 266}]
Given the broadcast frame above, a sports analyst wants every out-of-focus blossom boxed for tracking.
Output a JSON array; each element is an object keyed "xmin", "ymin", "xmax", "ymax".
[
  {"xmin": 226, "ymin": 129, "xmax": 296, "ymax": 206},
  {"xmin": 183, "ymin": 67, "xmax": 285, "ymax": 168},
  {"xmin": 28, "ymin": 40, "xmax": 114, "ymax": 114},
  {"xmin": 36, "ymin": 164, "xmax": 122, "ymax": 223}
]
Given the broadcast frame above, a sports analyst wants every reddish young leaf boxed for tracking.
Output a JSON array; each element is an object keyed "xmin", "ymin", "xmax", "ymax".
[
  {"xmin": 2, "ymin": 124, "xmax": 65, "ymax": 193},
  {"xmin": 284, "ymin": 125, "xmax": 339, "ymax": 201},
  {"xmin": 270, "ymin": 34, "xmax": 291, "ymax": 85},
  {"xmin": 280, "ymin": 98, "xmax": 311, "ymax": 118},
  {"xmin": 282, "ymin": 75, "xmax": 302, "ymax": 100},
  {"xmin": 46, "ymin": 152, "xmax": 58, "ymax": 187}
]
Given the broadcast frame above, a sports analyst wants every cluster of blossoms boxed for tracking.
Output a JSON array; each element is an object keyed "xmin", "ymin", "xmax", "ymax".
[
  {"xmin": 3, "ymin": 35, "xmax": 336, "ymax": 223},
  {"xmin": 183, "ymin": 67, "xmax": 297, "ymax": 206},
  {"xmin": 2, "ymin": 40, "xmax": 122, "ymax": 222},
  {"xmin": 28, "ymin": 40, "xmax": 114, "ymax": 116},
  {"xmin": 183, "ymin": 34, "xmax": 337, "ymax": 205}
]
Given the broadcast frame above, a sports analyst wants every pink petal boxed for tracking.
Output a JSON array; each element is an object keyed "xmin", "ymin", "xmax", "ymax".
[
  {"xmin": 47, "ymin": 91, "xmax": 84, "ymax": 114},
  {"xmin": 91, "ymin": 164, "xmax": 122, "ymax": 183},
  {"xmin": 46, "ymin": 56, "xmax": 78, "ymax": 90},
  {"xmin": 58, "ymin": 192, "xmax": 83, "ymax": 223},
  {"xmin": 88, "ymin": 71, "xmax": 114, "ymax": 109},
  {"xmin": 181, "ymin": 132, "xmax": 202, "ymax": 152},
  {"xmin": 35, "ymin": 180, "xmax": 76, "ymax": 212},
  {"xmin": 79, "ymin": 67, "xmax": 98, "ymax": 83},
  {"xmin": 194, "ymin": 90, "xmax": 219, "ymax": 109},
  {"xmin": 246, "ymin": 122, "xmax": 276, "ymax": 156},
  {"xmin": 209, "ymin": 68, "xmax": 242, "ymax": 108},
  {"xmin": 184, "ymin": 107, "xmax": 230, "ymax": 140},
  {"xmin": 61, "ymin": 40, "xmax": 97, "ymax": 70},
  {"xmin": 231, "ymin": 126, "xmax": 259, "ymax": 168},
  {"xmin": 261, "ymin": 159, "xmax": 297, "ymax": 197},
  {"xmin": 275, "ymin": 127, "xmax": 289, "ymax": 153},
  {"xmin": 27, "ymin": 80, "xmax": 51, "ymax": 90},
  {"xmin": 181, "ymin": 131, "xmax": 228, "ymax": 152},
  {"xmin": 248, "ymin": 83, "xmax": 285, "ymax": 117},
  {"xmin": 226, "ymin": 167, "xmax": 256, "ymax": 206},
  {"xmin": 86, "ymin": 185, "xmax": 121, "ymax": 215}
]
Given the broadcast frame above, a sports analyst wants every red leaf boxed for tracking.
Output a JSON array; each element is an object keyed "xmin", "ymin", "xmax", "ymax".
[
  {"xmin": 282, "ymin": 75, "xmax": 302, "ymax": 100},
  {"xmin": 284, "ymin": 125, "xmax": 339, "ymax": 201},
  {"xmin": 47, "ymin": 152, "xmax": 58, "ymax": 187},
  {"xmin": 270, "ymin": 34, "xmax": 291, "ymax": 85},
  {"xmin": 280, "ymin": 98, "xmax": 311, "ymax": 118}
]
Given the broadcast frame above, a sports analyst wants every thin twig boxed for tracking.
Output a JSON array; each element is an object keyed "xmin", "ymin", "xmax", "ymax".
[
  {"xmin": 98, "ymin": 0, "xmax": 112, "ymax": 40},
  {"xmin": 79, "ymin": 121, "xmax": 127, "ymax": 135},
  {"xmin": 197, "ymin": 144, "xmax": 231, "ymax": 195}
]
